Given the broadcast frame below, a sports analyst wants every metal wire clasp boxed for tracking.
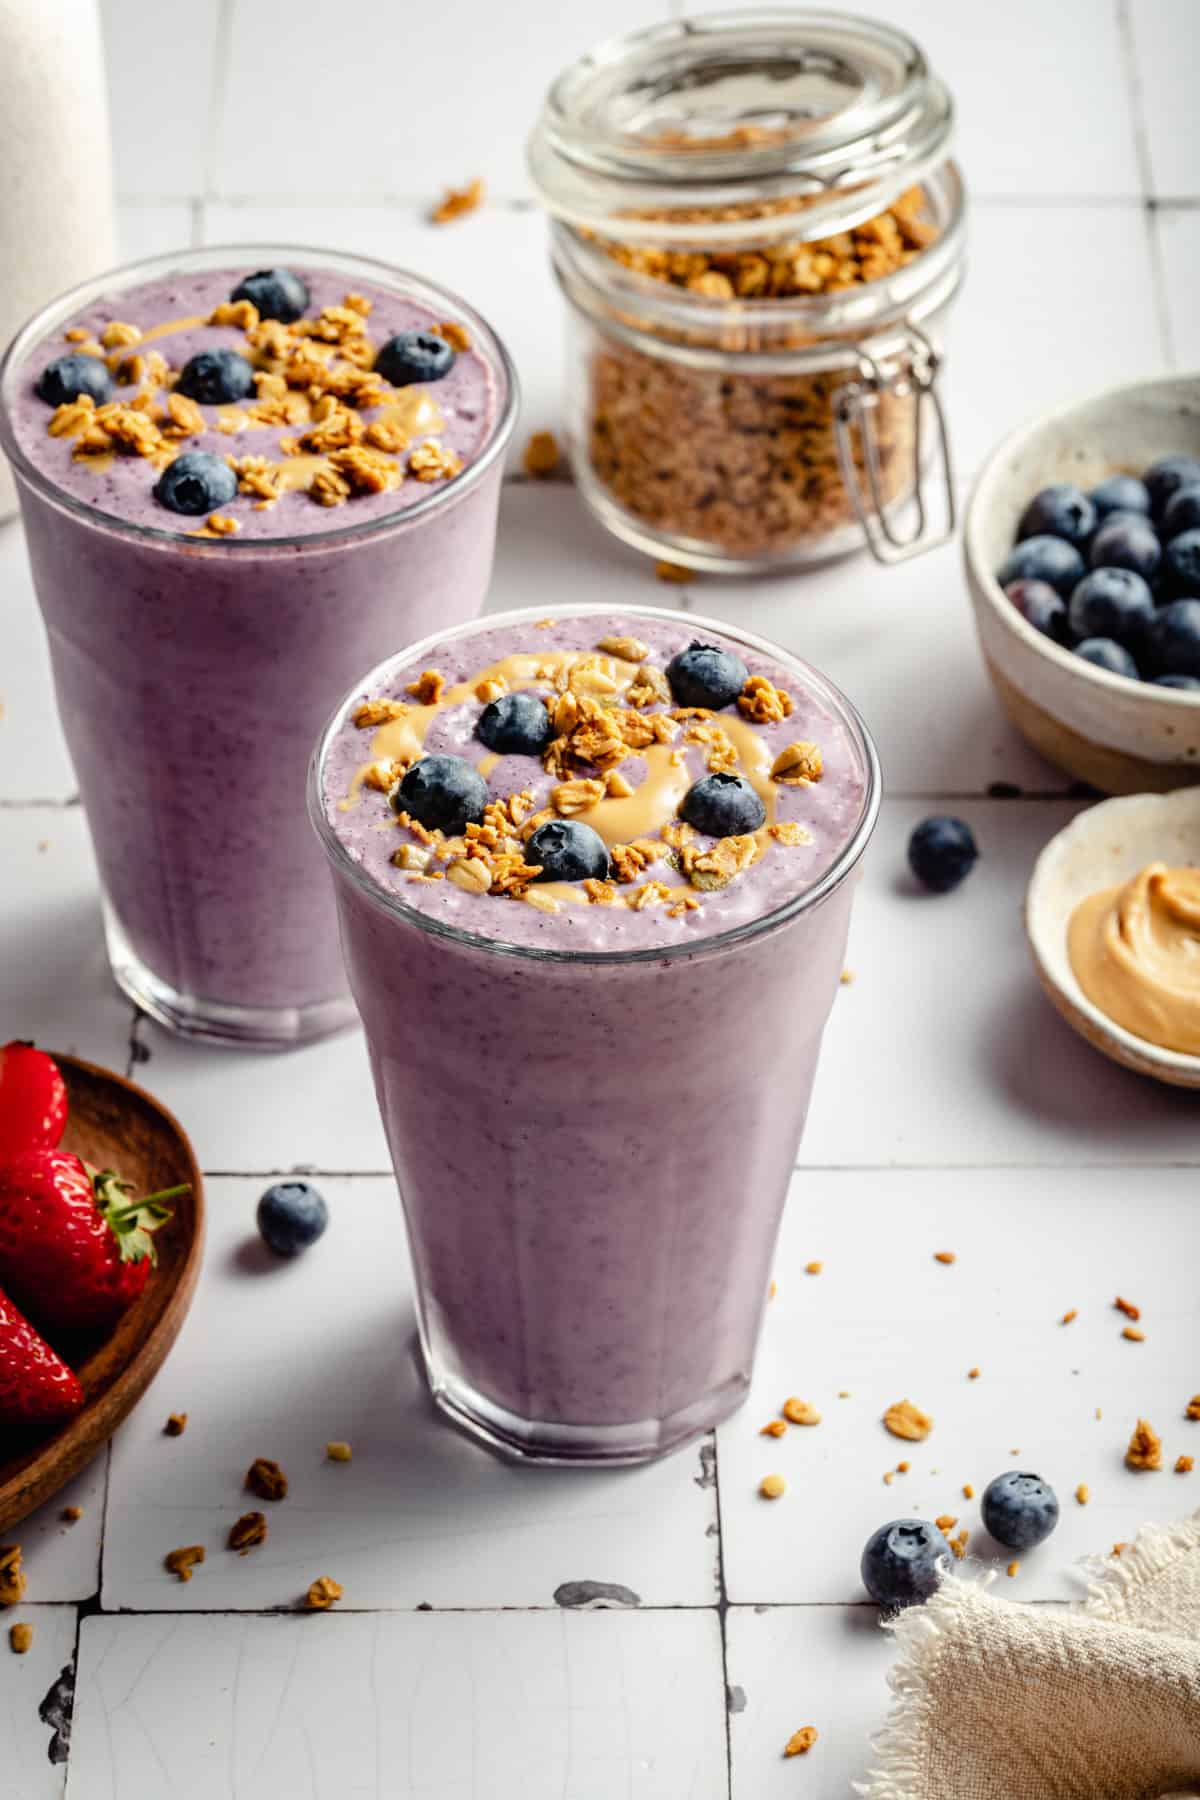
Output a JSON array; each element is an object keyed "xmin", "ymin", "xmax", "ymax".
[{"xmin": 833, "ymin": 323, "xmax": 956, "ymax": 564}]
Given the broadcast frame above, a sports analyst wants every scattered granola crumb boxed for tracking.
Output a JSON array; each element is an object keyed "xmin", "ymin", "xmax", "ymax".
[
  {"xmin": 962, "ymin": 1483, "xmax": 974, "ymax": 1500},
  {"xmin": 9, "ymin": 1623, "xmax": 32, "ymax": 1654},
  {"xmin": 1122, "ymin": 1326, "xmax": 1146, "ymax": 1342},
  {"xmin": 933, "ymin": 1251, "xmax": 956, "ymax": 1265},
  {"xmin": 245, "ymin": 1457, "xmax": 289, "ymax": 1501},
  {"xmin": 522, "ymin": 431, "xmax": 560, "ymax": 478},
  {"xmin": 884, "ymin": 1399, "xmax": 933, "ymax": 1442},
  {"xmin": 768, "ymin": 1280, "xmax": 777, "ymax": 1300},
  {"xmin": 227, "ymin": 1512, "xmax": 267, "ymax": 1554},
  {"xmin": 839, "ymin": 968, "xmax": 855, "ymax": 985},
  {"xmin": 838, "ymin": 1390, "xmax": 851, "ymax": 1399},
  {"xmin": 761, "ymin": 1420, "xmax": 787, "ymax": 1438},
  {"xmin": 164, "ymin": 1545, "xmax": 205, "ymax": 1582},
  {"xmin": 1114, "ymin": 1296, "xmax": 1140, "ymax": 1321},
  {"xmin": 782, "ymin": 1398, "xmax": 821, "ymax": 1426},
  {"xmin": 1186, "ymin": 1396, "xmax": 1200, "ymax": 1421},
  {"xmin": 653, "ymin": 559, "xmax": 694, "ymax": 584},
  {"xmin": 305, "ymin": 1575, "xmax": 343, "ymax": 1610},
  {"xmin": 1113, "ymin": 1542, "xmax": 1129, "ymax": 1557},
  {"xmin": 164, "ymin": 1413, "xmax": 188, "ymax": 1437},
  {"xmin": 1006, "ymin": 1561, "xmax": 1019, "ymax": 1578},
  {"xmin": 430, "ymin": 177, "xmax": 484, "ymax": 224},
  {"xmin": 62, "ymin": 1507, "xmax": 82, "ymax": 1524},
  {"xmin": 895, "ymin": 1461, "xmax": 910, "ymax": 1473},
  {"xmin": 1061, "ymin": 1309, "xmax": 1078, "ymax": 1325},
  {"xmin": 0, "ymin": 1547, "xmax": 25, "ymax": 1608},
  {"xmin": 949, "ymin": 1530, "xmax": 969, "ymax": 1560},
  {"xmin": 967, "ymin": 1368, "xmax": 980, "ymax": 1380},
  {"xmin": 326, "ymin": 1441, "xmax": 352, "ymax": 1463},
  {"xmin": 784, "ymin": 1726, "xmax": 818, "ymax": 1757},
  {"xmin": 882, "ymin": 1471, "xmax": 895, "ymax": 1485},
  {"xmin": 935, "ymin": 1515, "xmax": 957, "ymax": 1532},
  {"xmin": 1096, "ymin": 1408, "xmax": 1103, "ymax": 1420},
  {"xmin": 1176, "ymin": 1455, "xmax": 1194, "ymax": 1474},
  {"xmin": 804, "ymin": 1260, "xmax": 822, "ymax": 1275},
  {"xmin": 1125, "ymin": 1419, "xmax": 1163, "ymax": 1471},
  {"xmin": 759, "ymin": 1474, "xmax": 786, "ymax": 1500},
  {"xmin": 1076, "ymin": 1484, "xmax": 1089, "ymax": 1505}
]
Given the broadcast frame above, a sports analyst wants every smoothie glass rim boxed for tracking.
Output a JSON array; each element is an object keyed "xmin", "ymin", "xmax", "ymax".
[
  {"xmin": 310, "ymin": 601, "xmax": 881, "ymax": 966},
  {"xmin": 0, "ymin": 243, "xmax": 519, "ymax": 552}
]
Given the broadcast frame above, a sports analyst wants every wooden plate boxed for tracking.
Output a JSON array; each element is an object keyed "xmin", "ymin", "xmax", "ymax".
[{"xmin": 0, "ymin": 1054, "xmax": 204, "ymax": 1531}]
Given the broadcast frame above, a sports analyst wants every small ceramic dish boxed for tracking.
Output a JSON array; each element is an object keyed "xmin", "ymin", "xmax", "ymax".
[
  {"xmin": 1026, "ymin": 787, "xmax": 1200, "ymax": 1089},
  {"xmin": 965, "ymin": 372, "xmax": 1200, "ymax": 794},
  {"xmin": 0, "ymin": 1054, "xmax": 204, "ymax": 1531}
]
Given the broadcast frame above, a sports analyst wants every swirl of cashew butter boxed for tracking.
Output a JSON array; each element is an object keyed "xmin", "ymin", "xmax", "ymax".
[{"xmin": 1067, "ymin": 862, "xmax": 1200, "ymax": 1055}]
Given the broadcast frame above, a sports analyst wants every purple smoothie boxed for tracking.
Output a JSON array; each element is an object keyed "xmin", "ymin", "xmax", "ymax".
[
  {"xmin": 0, "ymin": 247, "xmax": 517, "ymax": 1044},
  {"xmin": 314, "ymin": 605, "xmax": 878, "ymax": 1462}
]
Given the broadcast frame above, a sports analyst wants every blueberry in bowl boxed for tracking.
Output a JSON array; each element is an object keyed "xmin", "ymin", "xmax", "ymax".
[
  {"xmin": 1005, "ymin": 579, "xmax": 1071, "ymax": 646},
  {"xmin": 1088, "ymin": 472, "xmax": 1150, "ymax": 520},
  {"xmin": 1144, "ymin": 600, "xmax": 1200, "ymax": 681},
  {"xmin": 996, "ymin": 535, "xmax": 1085, "ymax": 599},
  {"xmin": 1163, "ymin": 528, "xmax": 1200, "ymax": 598},
  {"xmin": 1145, "ymin": 454, "xmax": 1200, "ymax": 520},
  {"xmin": 1073, "ymin": 637, "xmax": 1140, "ymax": 681},
  {"xmin": 1016, "ymin": 483, "xmax": 1096, "ymax": 548},
  {"xmin": 1087, "ymin": 516, "xmax": 1161, "ymax": 582},
  {"xmin": 1067, "ymin": 568, "xmax": 1154, "ymax": 647},
  {"xmin": 1161, "ymin": 485, "xmax": 1200, "ymax": 540}
]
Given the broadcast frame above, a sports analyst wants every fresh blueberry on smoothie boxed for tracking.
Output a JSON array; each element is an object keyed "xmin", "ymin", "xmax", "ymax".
[
  {"xmin": 35, "ymin": 352, "xmax": 113, "ymax": 407},
  {"xmin": 394, "ymin": 754, "xmax": 489, "ymax": 833},
  {"xmin": 176, "ymin": 347, "xmax": 256, "ymax": 405},
  {"xmin": 230, "ymin": 267, "xmax": 310, "ymax": 323},
  {"xmin": 375, "ymin": 330, "xmax": 455, "ymax": 387},
  {"xmin": 477, "ymin": 690, "xmax": 554, "ymax": 756},
  {"xmin": 153, "ymin": 451, "xmax": 238, "ymax": 516},
  {"xmin": 526, "ymin": 819, "xmax": 610, "ymax": 882},
  {"xmin": 666, "ymin": 641, "xmax": 749, "ymax": 710},
  {"xmin": 680, "ymin": 772, "xmax": 766, "ymax": 837}
]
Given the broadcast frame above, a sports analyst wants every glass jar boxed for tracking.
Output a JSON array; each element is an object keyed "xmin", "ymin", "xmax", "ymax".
[{"xmin": 528, "ymin": 8, "xmax": 966, "ymax": 572}]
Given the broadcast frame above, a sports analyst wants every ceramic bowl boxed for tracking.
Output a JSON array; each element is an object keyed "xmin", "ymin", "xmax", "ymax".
[
  {"xmin": 965, "ymin": 372, "xmax": 1200, "ymax": 794},
  {"xmin": 1025, "ymin": 787, "xmax": 1200, "ymax": 1088}
]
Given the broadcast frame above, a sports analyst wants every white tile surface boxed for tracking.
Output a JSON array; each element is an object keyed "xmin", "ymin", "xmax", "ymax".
[
  {"xmin": 727, "ymin": 1604, "xmax": 893, "ymax": 1798},
  {"xmin": 99, "ymin": 0, "xmax": 222, "ymax": 201},
  {"xmin": 803, "ymin": 799, "xmax": 1200, "ymax": 1166},
  {"xmin": 1128, "ymin": 0, "xmax": 1200, "ymax": 198},
  {"xmin": 1157, "ymin": 207, "xmax": 1200, "ymax": 370},
  {"xmin": 69, "ymin": 1608, "xmax": 727, "ymax": 1799},
  {"xmin": 0, "ymin": 809, "xmax": 133, "ymax": 1072},
  {"xmin": 115, "ymin": 203, "xmax": 196, "ymax": 265},
  {"xmin": 0, "ymin": 1605, "xmax": 76, "ymax": 1800},
  {"xmin": 718, "ymin": 1163, "xmax": 1200, "ymax": 1604},
  {"xmin": 683, "ymin": 0, "xmax": 1142, "ymax": 200},
  {"xmin": 17, "ymin": 1458, "xmax": 106, "ymax": 1603},
  {"xmin": 215, "ymin": 0, "xmax": 671, "ymax": 202},
  {"xmin": 0, "ymin": 524, "xmax": 75, "ymax": 803},
  {"xmin": 102, "ymin": 1178, "xmax": 718, "ymax": 1611}
]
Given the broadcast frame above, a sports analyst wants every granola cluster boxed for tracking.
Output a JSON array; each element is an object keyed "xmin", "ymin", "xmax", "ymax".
[
  {"xmin": 44, "ymin": 287, "xmax": 473, "ymax": 521},
  {"xmin": 581, "ymin": 187, "xmax": 938, "ymax": 560},
  {"xmin": 353, "ymin": 638, "xmax": 824, "ymax": 918}
]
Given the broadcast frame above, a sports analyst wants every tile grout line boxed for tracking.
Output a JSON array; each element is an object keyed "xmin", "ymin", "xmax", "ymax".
[
  {"xmin": 1116, "ymin": 0, "xmax": 1176, "ymax": 368},
  {"xmin": 202, "ymin": 0, "xmax": 237, "ymax": 207}
]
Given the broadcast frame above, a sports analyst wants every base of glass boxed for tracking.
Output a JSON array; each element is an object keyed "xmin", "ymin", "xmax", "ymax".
[
  {"xmin": 420, "ymin": 1336, "xmax": 749, "ymax": 1467},
  {"xmin": 103, "ymin": 901, "xmax": 357, "ymax": 1051}
]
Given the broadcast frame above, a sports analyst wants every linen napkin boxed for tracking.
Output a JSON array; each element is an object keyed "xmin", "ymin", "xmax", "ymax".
[{"xmin": 858, "ymin": 1508, "xmax": 1200, "ymax": 1800}]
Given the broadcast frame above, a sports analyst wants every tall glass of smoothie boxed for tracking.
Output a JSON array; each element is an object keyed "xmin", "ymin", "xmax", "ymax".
[
  {"xmin": 312, "ymin": 604, "xmax": 879, "ymax": 1463},
  {"xmin": 0, "ymin": 247, "xmax": 517, "ymax": 1047}
]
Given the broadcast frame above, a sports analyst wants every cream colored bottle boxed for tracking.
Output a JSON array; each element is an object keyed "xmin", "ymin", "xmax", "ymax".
[{"xmin": 0, "ymin": 0, "xmax": 115, "ymax": 519}]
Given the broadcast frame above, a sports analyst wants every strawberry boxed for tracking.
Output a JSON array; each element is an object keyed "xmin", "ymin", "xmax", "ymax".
[
  {"xmin": 0, "ymin": 1284, "xmax": 84, "ymax": 1430},
  {"xmin": 0, "ymin": 1148, "xmax": 185, "ymax": 1336},
  {"xmin": 0, "ymin": 1042, "xmax": 68, "ymax": 1160}
]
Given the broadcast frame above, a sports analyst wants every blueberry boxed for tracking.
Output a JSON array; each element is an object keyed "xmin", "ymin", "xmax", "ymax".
[
  {"xmin": 996, "ymin": 536, "xmax": 1085, "ymax": 599},
  {"xmin": 1144, "ymin": 600, "xmax": 1200, "ymax": 680},
  {"xmin": 679, "ymin": 772, "xmax": 766, "ymax": 837},
  {"xmin": 1016, "ymin": 483, "xmax": 1095, "ymax": 548},
  {"xmin": 907, "ymin": 816, "xmax": 978, "ymax": 893},
  {"xmin": 176, "ymin": 347, "xmax": 256, "ymax": 405},
  {"xmin": 1153, "ymin": 673, "xmax": 1200, "ymax": 691},
  {"xmin": 1162, "ymin": 485, "xmax": 1200, "ymax": 540},
  {"xmin": 1089, "ymin": 473, "xmax": 1150, "ymax": 520},
  {"xmin": 981, "ymin": 1471, "xmax": 1059, "ymax": 1551},
  {"xmin": 860, "ymin": 1519, "xmax": 952, "ymax": 1609},
  {"xmin": 1073, "ymin": 637, "xmax": 1141, "ymax": 680},
  {"xmin": 665, "ymin": 641, "xmax": 750, "ymax": 711},
  {"xmin": 375, "ymin": 331, "xmax": 455, "ymax": 387},
  {"xmin": 1088, "ymin": 516, "xmax": 1162, "ymax": 581},
  {"xmin": 1163, "ymin": 528, "xmax": 1200, "ymax": 597},
  {"xmin": 1005, "ymin": 579, "xmax": 1071, "ymax": 646},
  {"xmin": 1144, "ymin": 455, "xmax": 1200, "ymax": 520},
  {"xmin": 153, "ymin": 451, "xmax": 239, "ymax": 516},
  {"xmin": 525, "ymin": 819, "xmax": 610, "ymax": 882},
  {"xmin": 35, "ymin": 352, "xmax": 113, "ymax": 408},
  {"xmin": 393, "ymin": 755, "xmax": 488, "ymax": 834},
  {"xmin": 1068, "ymin": 567, "xmax": 1154, "ymax": 646},
  {"xmin": 476, "ymin": 691, "xmax": 554, "ymax": 756},
  {"xmin": 230, "ymin": 267, "xmax": 310, "ymax": 324},
  {"xmin": 256, "ymin": 1180, "xmax": 329, "ymax": 1258}
]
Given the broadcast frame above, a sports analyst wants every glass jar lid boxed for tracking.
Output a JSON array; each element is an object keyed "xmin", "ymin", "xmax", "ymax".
[{"xmin": 528, "ymin": 8, "xmax": 954, "ymax": 248}]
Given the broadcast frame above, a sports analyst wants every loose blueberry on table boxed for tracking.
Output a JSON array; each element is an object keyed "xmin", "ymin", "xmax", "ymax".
[
  {"xmin": 175, "ymin": 347, "xmax": 257, "ymax": 405},
  {"xmin": 860, "ymin": 1519, "xmax": 952, "ymax": 1608},
  {"xmin": 907, "ymin": 817, "xmax": 979, "ymax": 893},
  {"xmin": 666, "ymin": 641, "xmax": 750, "ymax": 710},
  {"xmin": 256, "ymin": 1181, "xmax": 329, "ymax": 1258},
  {"xmin": 980, "ymin": 1471, "xmax": 1059, "ymax": 1550},
  {"xmin": 154, "ymin": 451, "xmax": 239, "ymax": 517}
]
